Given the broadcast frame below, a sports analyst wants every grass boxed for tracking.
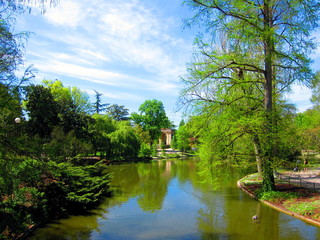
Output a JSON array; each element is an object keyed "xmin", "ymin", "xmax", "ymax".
[
  {"xmin": 285, "ymin": 200, "xmax": 320, "ymax": 216},
  {"xmin": 242, "ymin": 173, "xmax": 262, "ymax": 184},
  {"xmin": 258, "ymin": 191, "xmax": 301, "ymax": 202}
]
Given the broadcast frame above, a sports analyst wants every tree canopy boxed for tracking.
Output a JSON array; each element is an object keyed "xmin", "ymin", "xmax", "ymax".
[
  {"xmin": 131, "ymin": 99, "xmax": 172, "ymax": 143},
  {"xmin": 182, "ymin": 0, "xmax": 320, "ymax": 191},
  {"xmin": 107, "ymin": 104, "xmax": 129, "ymax": 121}
]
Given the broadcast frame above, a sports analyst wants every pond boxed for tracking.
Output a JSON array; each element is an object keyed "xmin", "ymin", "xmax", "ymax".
[{"xmin": 29, "ymin": 158, "xmax": 320, "ymax": 240}]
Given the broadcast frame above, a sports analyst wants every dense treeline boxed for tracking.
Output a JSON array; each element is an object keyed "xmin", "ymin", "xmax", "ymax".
[{"xmin": 1, "ymin": 78, "xmax": 171, "ymax": 238}]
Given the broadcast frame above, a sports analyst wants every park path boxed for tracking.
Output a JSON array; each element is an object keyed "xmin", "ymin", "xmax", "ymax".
[{"xmin": 277, "ymin": 169, "xmax": 320, "ymax": 191}]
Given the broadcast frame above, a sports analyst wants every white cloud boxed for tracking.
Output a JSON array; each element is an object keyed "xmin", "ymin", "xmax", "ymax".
[
  {"xmin": 34, "ymin": 60, "xmax": 125, "ymax": 86},
  {"xmin": 43, "ymin": 0, "xmax": 83, "ymax": 27}
]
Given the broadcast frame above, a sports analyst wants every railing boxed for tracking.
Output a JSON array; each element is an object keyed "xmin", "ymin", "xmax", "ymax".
[{"xmin": 277, "ymin": 172, "xmax": 320, "ymax": 191}]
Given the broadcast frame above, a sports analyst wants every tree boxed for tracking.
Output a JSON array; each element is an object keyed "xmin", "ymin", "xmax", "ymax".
[
  {"xmin": 44, "ymin": 127, "xmax": 92, "ymax": 162},
  {"xmin": 0, "ymin": 84, "xmax": 22, "ymax": 157},
  {"xmin": 25, "ymin": 85, "xmax": 60, "ymax": 139},
  {"xmin": 183, "ymin": 0, "xmax": 319, "ymax": 191},
  {"xmin": 174, "ymin": 124, "xmax": 190, "ymax": 153},
  {"xmin": 0, "ymin": 1, "xmax": 29, "ymax": 87},
  {"xmin": 108, "ymin": 121, "xmax": 141, "ymax": 159},
  {"xmin": 0, "ymin": 1, "xmax": 54, "ymax": 88},
  {"xmin": 107, "ymin": 104, "xmax": 129, "ymax": 121},
  {"xmin": 43, "ymin": 80, "xmax": 91, "ymax": 114},
  {"xmin": 90, "ymin": 114, "xmax": 115, "ymax": 157},
  {"xmin": 93, "ymin": 90, "xmax": 109, "ymax": 114},
  {"xmin": 43, "ymin": 80, "xmax": 93, "ymax": 139},
  {"xmin": 131, "ymin": 99, "xmax": 172, "ymax": 144}
]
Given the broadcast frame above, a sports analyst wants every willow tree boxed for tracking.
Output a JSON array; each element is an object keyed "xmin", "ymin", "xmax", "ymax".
[{"xmin": 182, "ymin": 0, "xmax": 319, "ymax": 191}]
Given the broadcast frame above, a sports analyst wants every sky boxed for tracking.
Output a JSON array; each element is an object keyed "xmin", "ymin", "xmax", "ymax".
[{"xmin": 15, "ymin": 0, "xmax": 320, "ymax": 125}]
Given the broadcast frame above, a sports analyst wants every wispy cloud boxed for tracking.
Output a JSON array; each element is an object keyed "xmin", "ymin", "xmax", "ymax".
[
  {"xmin": 37, "ymin": 0, "xmax": 190, "ymax": 83},
  {"xmin": 17, "ymin": 0, "xmax": 193, "ymax": 122},
  {"xmin": 43, "ymin": 0, "xmax": 84, "ymax": 28}
]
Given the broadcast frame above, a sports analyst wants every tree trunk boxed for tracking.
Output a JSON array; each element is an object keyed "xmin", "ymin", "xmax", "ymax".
[
  {"xmin": 262, "ymin": 0, "xmax": 275, "ymax": 191},
  {"xmin": 252, "ymin": 134, "xmax": 262, "ymax": 176}
]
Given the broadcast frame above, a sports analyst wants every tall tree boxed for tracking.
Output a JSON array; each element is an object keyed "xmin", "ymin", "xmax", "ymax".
[
  {"xmin": 43, "ymin": 80, "xmax": 91, "ymax": 114},
  {"xmin": 131, "ymin": 99, "xmax": 171, "ymax": 144},
  {"xmin": 25, "ymin": 85, "xmax": 60, "ymax": 138},
  {"xmin": 183, "ymin": 0, "xmax": 319, "ymax": 191},
  {"xmin": 43, "ymin": 80, "xmax": 93, "ymax": 138},
  {"xmin": 93, "ymin": 90, "xmax": 109, "ymax": 114}
]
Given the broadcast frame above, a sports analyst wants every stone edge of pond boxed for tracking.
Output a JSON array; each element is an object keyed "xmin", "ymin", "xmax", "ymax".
[{"xmin": 237, "ymin": 175, "xmax": 320, "ymax": 228}]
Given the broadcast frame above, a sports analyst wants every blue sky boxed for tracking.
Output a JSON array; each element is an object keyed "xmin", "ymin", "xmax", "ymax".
[{"xmin": 15, "ymin": 0, "xmax": 320, "ymax": 125}]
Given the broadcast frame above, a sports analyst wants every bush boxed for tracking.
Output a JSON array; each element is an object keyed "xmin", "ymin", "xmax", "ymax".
[
  {"xmin": 139, "ymin": 143, "xmax": 153, "ymax": 158},
  {"xmin": 0, "ymin": 158, "xmax": 111, "ymax": 238},
  {"xmin": 40, "ymin": 161, "xmax": 111, "ymax": 215}
]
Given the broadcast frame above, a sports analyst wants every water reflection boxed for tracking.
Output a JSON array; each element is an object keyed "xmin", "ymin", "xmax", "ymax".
[{"xmin": 30, "ymin": 158, "xmax": 320, "ymax": 240}]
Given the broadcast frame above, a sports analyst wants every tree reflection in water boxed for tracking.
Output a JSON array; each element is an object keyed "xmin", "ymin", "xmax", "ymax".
[{"xmin": 29, "ymin": 159, "xmax": 320, "ymax": 240}]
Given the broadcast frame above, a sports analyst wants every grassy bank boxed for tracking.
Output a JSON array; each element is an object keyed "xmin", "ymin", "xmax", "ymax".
[{"xmin": 238, "ymin": 173, "xmax": 320, "ymax": 227}]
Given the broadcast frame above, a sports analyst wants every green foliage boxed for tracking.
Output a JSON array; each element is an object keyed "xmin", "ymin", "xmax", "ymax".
[
  {"xmin": 257, "ymin": 190, "xmax": 300, "ymax": 202},
  {"xmin": 93, "ymin": 90, "xmax": 109, "ymax": 114},
  {"xmin": 107, "ymin": 104, "xmax": 129, "ymax": 121},
  {"xmin": 0, "ymin": 1, "xmax": 32, "ymax": 87},
  {"xmin": 0, "ymin": 157, "xmax": 111, "ymax": 237},
  {"xmin": 43, "ymin": 127, "xmax": 92, "ymax": 162},
  {"xmin": 174, "ymin": 125, "xmax": 190, "ymax": 153},
  {"xmin": 310, "ymin": 71, "xmax": 320, "ymax": 108},
  {"xmin": 133, "ymin": 124, "xmax": 151, "ymax": 145},
  {"xmin": 108, "ymin": 121, "xmax": 140, "ymax": 159},
  {"xmin": 0, "ymin": 157, "xmax": 43, "ymax": 199},
  {"xmin": 90, "ymin": 114, "xmax": 115, "ymax": 157},
  {"xmin": 138, "ymin": 143, "xmax": 153, "ymax": 158},
  {"xmin": 25, "ymin": 85, "xmax": 60, "ymax": 139},
  {"xmin": 0, "ymin": 2, "xmax": 117, "ymax": 238},
  {"xmin": 42, "ymin": 80, "xmax": 93, "ymax": 139},
  {"xmin": 295, "ymin": 110, "xmax": 320, "ymax": 151},
  {"xmin": 286, "ymin": 200, "xmax": 320, "ymax": 216},
  {"xmin": 44, "ymin": 161, "xmax": 110, "ymax": 211},
  {"xmin": 0, "ymin": 84, "xmax": 22, "ymax": 157},
  {"xmin": 182, "ymin": 0, "xmax": 320, "ymax": 191},
  {"xmin": 131, "ymin": 99, "xmax": 171, "ymax": 143},
  {"xmin": 0, "ymin": 156, "xmax": 47, "ymax": 237}
]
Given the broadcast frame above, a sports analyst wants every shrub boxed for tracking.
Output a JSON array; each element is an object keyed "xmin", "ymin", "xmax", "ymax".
[{"xmin": 139, "ymin": 143, "xmax": 153, "ymax": 158}]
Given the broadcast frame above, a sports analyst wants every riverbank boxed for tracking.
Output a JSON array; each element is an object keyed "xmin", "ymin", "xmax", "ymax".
[{"xmin": 238, "ymin": 173, "xmax": 320, "ymax": 227}]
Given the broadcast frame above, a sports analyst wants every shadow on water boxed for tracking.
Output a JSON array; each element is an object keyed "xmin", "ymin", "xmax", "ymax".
[{"xmin": 29, "ymin": 158, "xmax": 320, "ymax": 240}]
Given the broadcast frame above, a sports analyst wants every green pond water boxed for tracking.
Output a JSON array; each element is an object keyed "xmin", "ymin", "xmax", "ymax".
[{"xmin": 29, "ymin": 158, "xmax": 320, "ymax": 240}]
